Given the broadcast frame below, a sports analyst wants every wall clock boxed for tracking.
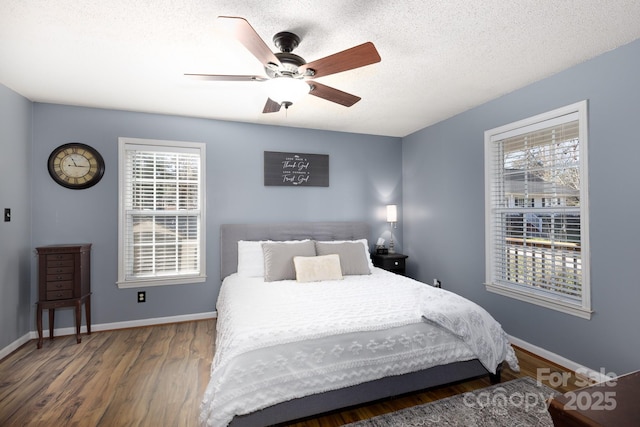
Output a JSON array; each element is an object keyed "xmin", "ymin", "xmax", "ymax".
[{"xmin": 47, "ymin": 142, "xmax": 105, "ymax": 189}]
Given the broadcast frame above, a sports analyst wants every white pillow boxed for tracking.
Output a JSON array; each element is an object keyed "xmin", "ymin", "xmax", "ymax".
[
  {"xmin": 237, "ymin": 239, "xmax": 312, "ymax": 278},
  {"xmin": 294, "ymin": 254, "xmax": 343, "ymax": 283},
  {"xmin": 315, "ymin": 238, "xmax": 374, "ymax": 273},
  {"xmin": 237, "ymin": 240, "xmax": 270, "ymax": 277}
]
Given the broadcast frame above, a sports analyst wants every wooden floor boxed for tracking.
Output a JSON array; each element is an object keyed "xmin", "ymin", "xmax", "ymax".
[{"xmin": 0, "ymin": 319, "xmax": 581, "ymax": 427}]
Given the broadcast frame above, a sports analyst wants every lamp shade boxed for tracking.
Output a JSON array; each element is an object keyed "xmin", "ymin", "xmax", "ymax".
[
  {"xmin": 386, "ymin": 204, "xmax": 398, "ymax": 222},
  {"xmin": 264, "ymin": 77, "xmax": 310, "ymax": 104}
]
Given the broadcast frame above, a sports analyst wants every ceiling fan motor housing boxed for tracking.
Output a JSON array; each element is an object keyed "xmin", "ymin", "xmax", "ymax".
[
  {"xmin": 266, "ymin": 52, "xmax": 307, "ymax": 78},
  {"xmin": 266, "ymin": 32, "xmax": 308, "ymax": 78}
]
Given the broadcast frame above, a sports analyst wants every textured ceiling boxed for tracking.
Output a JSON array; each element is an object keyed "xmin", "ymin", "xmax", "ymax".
[{"xmin": 2, "ymin": 1, "xmax": 640, "ymax": 137}]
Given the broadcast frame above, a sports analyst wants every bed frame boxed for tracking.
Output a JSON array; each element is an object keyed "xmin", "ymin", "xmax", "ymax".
[{"xmin": 219, "ymin": 222, "xmax": 500, "ymax": 427}]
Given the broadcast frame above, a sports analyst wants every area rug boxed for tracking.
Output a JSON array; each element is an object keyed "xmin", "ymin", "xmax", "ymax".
[{"xmin": 343, "ymin": 377, "xmax": 558, "ymax": 427}]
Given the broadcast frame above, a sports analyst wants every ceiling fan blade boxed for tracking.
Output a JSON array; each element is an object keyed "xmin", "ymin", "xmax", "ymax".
[
  {"xmin": 217, "ymin": 16, "xmax": 281, "ymax": 68},
  {"xmin": 184, "ymin": 73, "xmax": 267, "ymax": 82},
  {"xmin": 299, "ymin": 42, "xmax": 381, "ymax": 79},
  {"xmin": 262, "ymin": 98, "xmax": 282, "ymax": 113},
  {"xmin": 308, "ymin": 82, "xmax": 361, "ymax": 107}
]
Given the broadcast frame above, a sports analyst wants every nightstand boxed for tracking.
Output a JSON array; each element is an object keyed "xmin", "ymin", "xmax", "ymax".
[{"xmin": 371, "ymin": 253, "xmax": 408, "ymax": 275}]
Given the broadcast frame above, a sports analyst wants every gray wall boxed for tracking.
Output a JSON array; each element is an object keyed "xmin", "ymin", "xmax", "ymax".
[
  {"xmin": 403, "ymin": 38, "xmax": 640, "ymax": 374},
  {"xmin": 0, "ymin": 85, "xmax": 32, "ymax": 350},
  {"xmin": 30, "ymin": 104, "xmax": 402, "ymax": 330}
]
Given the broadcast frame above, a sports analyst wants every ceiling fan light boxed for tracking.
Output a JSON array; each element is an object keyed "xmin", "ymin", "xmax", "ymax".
[{"xmin": 265, "ymin": 77, "xmax": 310, "ymax": 105}]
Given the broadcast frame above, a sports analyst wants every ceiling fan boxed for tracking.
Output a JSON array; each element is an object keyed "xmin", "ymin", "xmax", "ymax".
[{"xmin": 186, "ymin": 16, "xmax": 382, "ymax": 113}]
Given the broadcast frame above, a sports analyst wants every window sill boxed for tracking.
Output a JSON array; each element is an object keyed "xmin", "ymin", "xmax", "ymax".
[
  {"xmin": 117, "ymin": 275, "xmax": 207, "ymax": 289},
  {"xmin": 485, "ymin": 282, "xmax": 592, "ymax": 320}
]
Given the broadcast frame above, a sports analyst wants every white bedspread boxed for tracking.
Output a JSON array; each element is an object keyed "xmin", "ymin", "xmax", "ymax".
[{"xmin": 200, "ymin": 268, "xmax": 519, "ymax": 427}]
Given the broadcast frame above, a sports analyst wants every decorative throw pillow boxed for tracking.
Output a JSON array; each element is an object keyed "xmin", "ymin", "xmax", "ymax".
[
  {"xmin": 315, "ymin": 239, "xmax": 374, "ymax": 273},
  {"xmin": 315, "ymin": 241, "xmax": 372, "ymax": 275},
  {"xmin": 262, "ymin": 240, "xmax": 317, "ymax": 282},
  {"xmin": 293, "ymin": 254, "xmax": 343, "ymax": 283}
]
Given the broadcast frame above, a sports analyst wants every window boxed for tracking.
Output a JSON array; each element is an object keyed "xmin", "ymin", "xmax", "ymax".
[
  {"xmin": 484, "ymin": 101, "xmax": 591, "ymax": 319},
  {"xmin": 118, "ymin": 137, "xmax": 206, "ymax": 288}
]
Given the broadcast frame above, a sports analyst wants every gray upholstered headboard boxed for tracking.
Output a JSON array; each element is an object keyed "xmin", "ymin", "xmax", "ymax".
[{"xmin": 220, "ymin": 222, "xmax": 371, "ymax": 280}]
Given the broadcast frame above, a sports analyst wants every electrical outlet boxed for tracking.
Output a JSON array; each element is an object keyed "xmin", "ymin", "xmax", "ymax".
[
  {"xmin": 137, "ymin": 291, "xmax": 146, "ymax": 303},
  {"xmin": 433, "ymin": 278, "xmax": 442, "ymax": 288}
]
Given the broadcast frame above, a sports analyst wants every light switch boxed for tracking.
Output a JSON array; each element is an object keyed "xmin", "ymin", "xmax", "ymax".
[{"xmin": 4, "ymin": 208, "xmax": 10, "ymax": 222}]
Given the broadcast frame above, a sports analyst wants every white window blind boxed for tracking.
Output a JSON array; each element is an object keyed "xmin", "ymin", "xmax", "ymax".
[
  {"xmin": 118, "ymin": 138, "xmax": 206, "ymax": 288},
  {"xmin": 485, "ymin": 101, "xmax": 591, "ymax": 318}
]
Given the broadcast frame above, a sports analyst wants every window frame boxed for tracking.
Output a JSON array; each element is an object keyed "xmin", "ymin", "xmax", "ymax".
[
  {"xmin": 484, "ymin": 100, "xmax": 591, "ymax": 319},
  {"xmin": 117, "ymin": 137, "xmax": 206, "ymax": 289}
]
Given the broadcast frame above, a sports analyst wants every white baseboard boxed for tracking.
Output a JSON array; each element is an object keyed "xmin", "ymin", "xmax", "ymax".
[
  {"xmin": 82, "ymin": 310, "xmax": 218, "ymax": 335},
  {"xmin": 509, "ymin": 334, "xmax": 612, "ymax": 384},
  {"xmin": 1, "ymin": 311, "xmax": 217, "ymax": 359},
  {"xmin": 0, "ymin": 332, "xmax": 33, "ymax": 360}
]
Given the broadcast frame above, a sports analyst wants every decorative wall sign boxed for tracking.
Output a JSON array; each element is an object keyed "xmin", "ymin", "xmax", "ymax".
[{"xmin": 264, "ymin": 151, "xmax": 329, "ymax": 187}]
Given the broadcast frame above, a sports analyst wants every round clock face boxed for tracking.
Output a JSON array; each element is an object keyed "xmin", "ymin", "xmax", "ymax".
[{"xmin": 47, "ymin": 143, "xmax": 105, "ymax": 189}]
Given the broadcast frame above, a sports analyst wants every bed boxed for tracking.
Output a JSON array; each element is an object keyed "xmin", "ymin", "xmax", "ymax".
[{"xmin": 201, "ymin": 222, "xmax": 519, "ymax": 427}]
